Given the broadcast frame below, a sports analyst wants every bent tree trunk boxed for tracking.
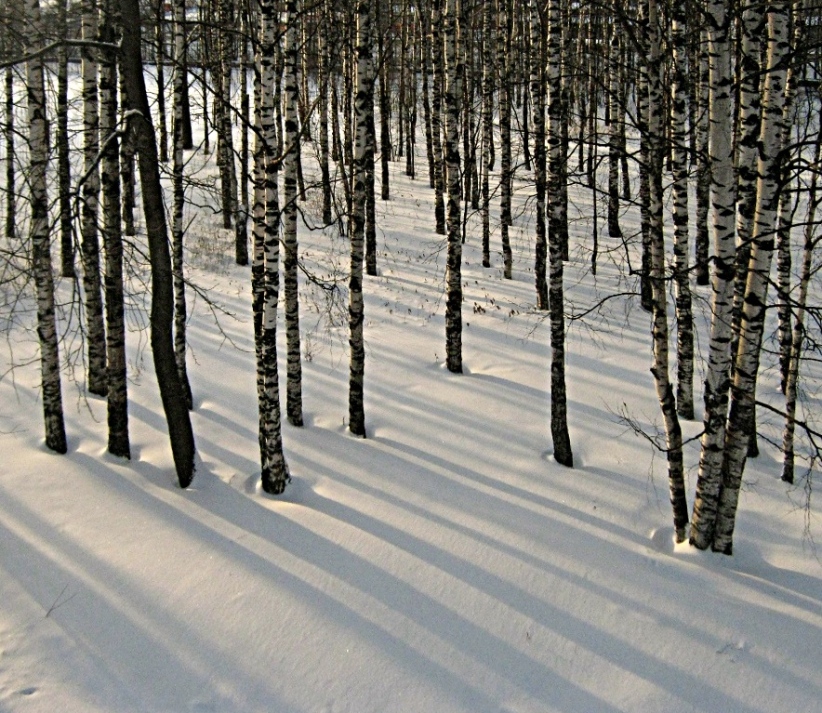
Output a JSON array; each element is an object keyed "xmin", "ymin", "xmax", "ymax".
[{"xmin": 120, "ymin": 0, "xmax": 196, "ymax": 487}]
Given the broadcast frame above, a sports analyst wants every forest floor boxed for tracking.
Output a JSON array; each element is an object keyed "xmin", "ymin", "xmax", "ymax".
[{"xmin": 1, "ymin": 80, "xmax": 821, "ymax": 712}]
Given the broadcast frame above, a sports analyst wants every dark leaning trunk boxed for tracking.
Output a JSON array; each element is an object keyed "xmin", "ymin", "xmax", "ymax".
[
  {"xmin": 120, "ymin": 0, "xmax": 196, "ymax": 488},
  {"xmin": 27, "ymin": 0, "xmax": 68, "ymax": 455}
]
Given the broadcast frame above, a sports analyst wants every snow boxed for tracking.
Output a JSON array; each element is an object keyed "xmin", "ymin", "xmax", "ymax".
[{"xmin": 2, "ymin": 84, "xmax": 821, "ymax": 712}]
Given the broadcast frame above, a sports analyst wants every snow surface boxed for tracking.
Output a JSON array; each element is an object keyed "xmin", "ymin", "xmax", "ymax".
[{"xmin": 2, "ymin": 75, "xmax": 821, "ymax": 712}]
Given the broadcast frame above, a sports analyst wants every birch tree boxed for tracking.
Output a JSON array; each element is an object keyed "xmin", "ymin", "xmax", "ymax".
[
  {"xmin": 443, "ymin": 0, "xmax": 462, "ymax": 374},
  {"xmin": 670, "ymin": 0, "xmax": 694, "ymax": 420},
  {"xmin": 480, "ymin": 0, "xmax": 493, "ymax": 268},
  {"xmin": 647, "ymin": 0, "xmax": 688, "ymax": 540},
  {"xmin": 283, "ymin": 0, "xmax": 304, "ymax": 426},
  {"xmin": 690, "ymin": 0, "xmax": 738, "ymax": 550},
  {"xmin": 172, "ymin": 0, "xmax": 192, "ymax": 410},
  {"xmin": 349, "ymin": 0, "xmax": 372, "ymax": 437},
  {"xmin": 255, "ymin": 0, "xmax": 290, "ymax": 494},
  {"xmin": 712, "ymin": 0, "xmax": 791, "ymax": 554},
  {"xmin": 547, "ymin": 0, "xmax": 572, "ymax": 467},
  {"xmin": 531, "ymin": 0, "xmax": 548, "ymax": 310},
  {"xmin": 100, "ymin": 0, "xmax": 129, "ymax": 457},
  {"xmin": 81, "ymin": 0, "xmax": 108, "ymax": 397},
  {"xmin": 26, "ymin": 0, "xmax": 67, "ymax": 454}
]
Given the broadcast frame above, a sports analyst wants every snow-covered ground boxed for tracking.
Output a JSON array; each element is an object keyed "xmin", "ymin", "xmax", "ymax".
[{"xmin": 2, "ymin": 71, "xmax": 821, "ymax": 712}]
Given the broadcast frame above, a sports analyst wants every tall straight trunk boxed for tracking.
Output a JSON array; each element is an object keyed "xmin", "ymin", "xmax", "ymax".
[
  {"xmin": 256, "ymin": 0, "xmax": 290, "ymax": 494},
  {"xmin": 318, "ymin": 0, "xmax": 333, "ymax": 224},
  {"xmin": 179, "ymin": 11, "xmax": 192, "ymax": 150},
  {"xmin": 283, "ymin": 0, "xmax": 303, "ymax": 427},
  {"xmin": 636, "ymin": 2, "xmax": 653, "ymax": 311},
  {"xmin": 671, "ymin": 0, "xmax": 694, "ymax": 420},
  {"xmin": 100, "ymin": 0, "xmax": 129, "ymax": 457},
  {"xmin": 776, "ymin": 3, "xmax": 805, "ymax": 393},
  {"xmin": 781, "ymin": 127, "xmax": 820, "ymax": 485},
  {"xmin": 120, "ymin": 0, "xmax": 196, "ymax": 488},
  {"xmin": 713, "ymin": 1, "xmax": 791, "ymax": 555},
  {"xmin": 546, "ymin": 0, "xmax": 572, "ymax": 468},
  {"xmin": 431, "ymin": 0, "xmax": 446, "ymax": 235},
  {"xmin": 498, "ymin": 0, "xmax": 513, "ymax": 278},
  {"xmin": 365, "ymin": 25, "xmax": 378, "ymax": 277},
  {"xmin": 405, "ymin": 2, "xmax": 417, "ymax": 179},
  {"xmin": 480, "ymin": 0, "xmax": 493, "ymax": 268},
  {"xmin": 694, "ymin": 23, "xmax": 711, "ymax": 286},
  {"xmin": 27, "ymin": 0, "xmax": 68, "ymax": 455},
  {"xmin": 546, "ymin": 0, "xmax": 566, "ymax": 262},
  {"xmin": 120, "ymin": 71, "xmax": 137, "ymax": 236},
  {"xmin": 4, "ymin": 55, "xmax": 14, "ymax": 241},
  {"xmin": 443, "ymin": 0, "xmax": 462, "ymax": 374},
  {"xmin": 648, "ymin": 0, "xmax": 688, "ymax": 540},
  {"xmin": 172, "ymin": 0, "xmax": 193, "ymax": 410},
  {"xmin": 690, "ymin": 0, "xmax": 737, "ymax": 550},
  {"xmin": 729, "ymin": 0, "xmax": 765, "ymax": 456},
  {"xmin": 349, "ymin": 0, "xmax": 373, "ymax": 438},
  {"xmin": 531, "ymin": 0, "xmax": 547, "ymax": 310},
  {"xmin": 421, "ymin": 4, "xmax": 435, "ymax": 189},
  {"xmin": 56, "ymin": 0, "xmax": 74, "ymax": 278},
  {"xmin": 239, "ymin": 7, "xmax": 251, "ymax": 263},
  {"xmin": 81, "ymin": 0, "xmax": 108, "ymax": 397},
  {"xmin": 607, "ymin": 25, "xmax": 622, "ymax": 238},
  {"xmin": 377, "ymin": 0, "xmax": 391, "ymax": 201},
  {"xmin": 155, "ymin": 0, "xmax": 168, "ymax": 163}
]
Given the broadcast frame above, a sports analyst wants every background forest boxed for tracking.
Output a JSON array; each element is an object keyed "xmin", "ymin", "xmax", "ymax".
[{"xmin": 1, "ymin": 0, "xmax": 821, "ymax": 711}]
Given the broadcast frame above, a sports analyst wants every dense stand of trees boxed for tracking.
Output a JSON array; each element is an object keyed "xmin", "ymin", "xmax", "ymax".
[{"xmin": 1, "ymin": 0, "xmax": 822, "ymax": 555}]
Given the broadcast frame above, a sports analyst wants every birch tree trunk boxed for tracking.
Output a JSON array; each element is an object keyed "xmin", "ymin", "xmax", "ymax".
[
  {"xmin": 318, "ymin": 0, "xmax": 333, "ymax": 224},
  {"xmin": 431, "ymin": 0, "xmax": 446, "ymax": 235},
  {"xmin": 155, "ymin": 0, "xmax": 168, "ymax": 163},
  {"xmin": 671, "ymin": 0, "xmax": 694, "ymax": 420},
  {"xmin": 531, "ymin": 0, "xmax": 548, "ymax": 310},
  {"xmin": 100, "ymin": 0, "xmax": 130, "ymax": 457},
  {"xmin": 120, "ymin": 0, "xmax": 196, "ymax": 487},
  {"xmin": 349, "ymin": 0, "xmax": 372, "ymax": 438},
  {"xmin": 256, "ymin": 0, "xmax": 290, "ymax": 494},
  {"xmin": 546, "ymin": 0, "xmax": 572, "ymax": 468},
  {"xmin": 781, "ymin": 128, "xmax": 820, "ymax": 485},
  {"xmin": 690, "ymin": 0, "xmax": 738, "ymax": 550},
  {"xmin": 607, "ymin": 24, "xmax": 622, "ymax": 239},
  {"xmin": 284, "ymin": 0, "xmax": 304, "ymax": 427},
  {"xmin": 480, "ymin": 0, "xmax": 493, "ymax": 268},
  {"xmin": 443, "ymin": 0, "xmax": 462, "ymax": 374},
  {"xmin": 713, "ymin": 1, "xmax": 791, "ymax": 555},
  {"xmin": 172, "ymin": 0, "xmax": 193, "ymax": 410},
  {"xmin": 498, "ymin": 0, "xmax": 513, "ymax": 279},
  {"xmin": 3, "ymin": 31, "xmax": 14, "ymax": 241},
  {"xmin": 694, "ymin": 22, "xmax": 711, "ymax": 286},
  {"xmin": 636, "ymin": 2, "xmax": 653, "ymax": 311},
  {"xmin": 648, "ymin": 0, "xmax": 688, "ymax": 540},
  {"xmin": 81, "ymin": 0, "xmax": 108, "ymax": 397},
  {"xmin": 56, "ymin": 0, "xmax": 74, "ymax": 278},
  {"xmin": 27, "ymin": 0, "xmax": 68, "ymax": 455},
  {"xmin": 546, "ymin": 0, "xmax": 567, "ymax": 264}
]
